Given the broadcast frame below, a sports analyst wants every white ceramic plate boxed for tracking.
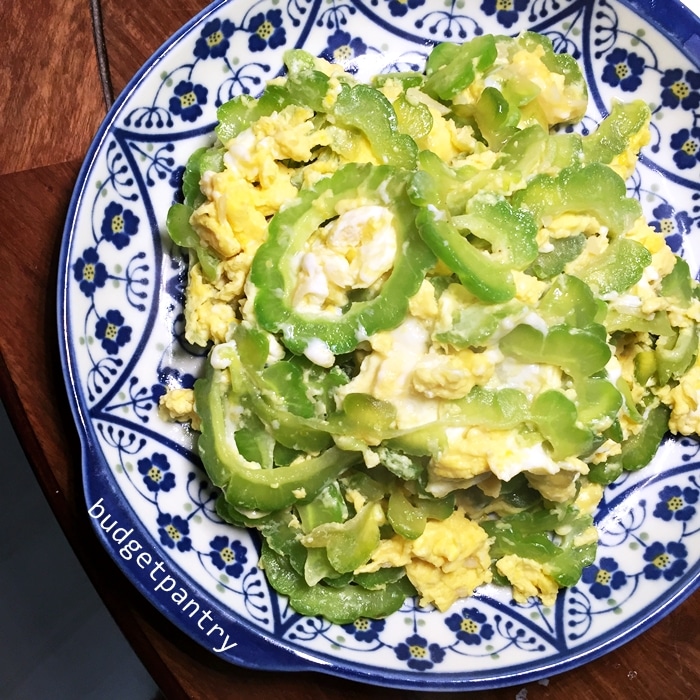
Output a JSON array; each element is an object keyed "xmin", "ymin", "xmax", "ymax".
[{"xmin": 59, "ymin": 0, "xmax": 700, "ymax": 690}]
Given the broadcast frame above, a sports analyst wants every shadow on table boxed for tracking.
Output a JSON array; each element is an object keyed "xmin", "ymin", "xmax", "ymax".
[{"xmin": 0, "ymin": 400, "xmax": 165, "ymax": 700}]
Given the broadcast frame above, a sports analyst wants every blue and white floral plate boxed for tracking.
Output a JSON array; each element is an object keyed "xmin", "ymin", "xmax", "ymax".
[{"xmin": 58, "ymin": 0, "xmax": 700, "ymax": 690}]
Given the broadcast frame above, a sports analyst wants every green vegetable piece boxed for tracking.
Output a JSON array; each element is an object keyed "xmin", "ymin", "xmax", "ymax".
[
  {"xmin": 387, "ymin": 485, "xmax": 428, "ymax": 540},
  {"xmin": 166, "ymin": 203, "xmax": 220, "ymax": 282},
  {"xmin": 517, "ymin": 31, "xmax": 587, "ymax": 92},
  {"xmin": 634, "ymin": 350, "xmax": 657, "ymax": 386},
  {"xmin": 470, "ymin": 86, "xmax": 521, "ymax": 150},
  {"xmin": 616, "ymin": 376, "xmax": 643, "ymax": 423},
  {"xmin": 282, "ymin": 49, "xmax": 332, "ymax": 113},
  {"xmin": 483, "ymin": 510, "xmax": 561, "ymax": 562},
  {"xmin": 233, "ymin": 412, "xmax": 275, "ymax": 469},
  {"xmin": 485, "ymin": 505, "xmax": 596, "ymax": 587},
  {"xmin": 411, "ymin": 149, "xmax": 521, "ymax": 213},
  {"xmin": 537, "ymin": 274, "xmax": 599, "ymax": 328},
  {"xmin": 387, "ymin": 485, "xmax": 454, "ymax": 540},
  {"xmin": 333, "ymin": 84, "xmax": 419, "ymax": 169},
  {"xmin": 447, "ymin": 386, "xmax": 530, "ymax": 429},
  {"xmin": 353, "ymin": 567, "xmax": 407, "ymax": 591},
  {"xmin": 661, "ymin": 256, "xmax": 694, "ymax": 308},
  {"xmin": 372, "ymin": 72, "xmax": 425, "ymax": 90},
  {"xmin": 531, "ymin": 390, "xmax": 595, "ymax": 459},
  {"xmin": 530, "ymin": 235, "xmax": 586, "ymax": 280},
  {"xmin": 297, "ymin": 482, "xmax": 347, "ymax": 533},
  {"xmin": 587, "ymin": 457, "xmax": 624, "ymax": 486},
  {"xmin": 216, "ymin": 84, "xmax": 294, "ymax": 143},
  {"xmin": 582, "ymin": 100, "xmax": 651, "ymax": 165},
  {"xmin": 451, "ymin": 194, "xmax": 539, "ymax": 271},
  {"xmin": 416, "ymin": 209, "xmax": 515, "ymax": 303},
  {"xmin": 260, "ymin": 542, "xmax": 414, "ymax": 623},
  {"xmin": 261, "ymin": 360, "xmax": 315, "ymax": 419},
  {"xmin": 579, "ymin": 238, "xmax": 651, "ymax": 295},
  {"xmin": 423, "ymin": 35, "xmax": 498, "ymax": 101},
  {"xmin": 195, "ymin": 359, "xmax": 361, "ymax": 512},
  {"xmin": 181, "ymin": 146, "xmax": 208, "ymax": 209},
  {"xmin": 605, "ymin": 308, "xmax": 674, "ymax": 336},
  {"xmin": 499, "ymin": 323, "xmax": 611, "ymax": 380},
  {"xmin": 224, "ymin": 326, "xmax": 336, "ymax": 453},
  {"xmin": 545, "ymin": 325, "xmax": 611, "ymax": 379},
  {"xmin": 392, "ymin": 92, "xmax": 433, "ymax": 140},
  {"xmin": 546, "ymin": 511, "xmax": 597, "ymax": 587},
  {"xmin": 376, "ymin": 447, "xmax": 424, "ymax": 481},
  {"xmin": 498, "ymin": 473, "xmax": 543, "ymax": 510},
  {"xmin": 166, "ymin": 141, "xmax": 227, "ymax": 281},
  {"xmin": 621, "ymin": 403, "xmax": 671, "ymax": 471},
  {"xmin": 341, "ymin": 470, "xmax": 388, "ymax": 503},
  {"xmin": 252, "ymin": 162, "xmax": 436, "ymax": 359},
  {"xmin": 574, "ymin": 377, "xmax": 623, "ymax": 428},
  {"xmin": 435, "ymin": 298, "xmax": 525, "ymax": 348},
  {"xmin": 304, "ymin": 548, "xmax": 341, "ymax": 587},
  {"xmin": 512, "ymin": 163, "xmax": 642, "ymax": 236},
  {"xmin": 497, "ymin": 125, "xmax": 584, "ymax": 179},
  {"xmin": 335, "ymin": 393, "xmax": 397, "ymax": 439},
  {"xmin": 413, "ymin": 189, "xmax": 538, "ymax": 303},
  {"xmin": 383, "ymin": 421, "xmax": 447, "ymax": 458},
  {"xmin": 389, "ymin": 388, "xmax": 528, "ymax": 461},
  {"xmin": 655, "ymin": 325, "xmax": 699, "ymax": 385},
  {"xmin": 302, "ymin": 502, "xmax": 384, "ymax": 573},
  {"xmin": 283, "ymin": 50, "xmax": 418, "ymax": 168}
]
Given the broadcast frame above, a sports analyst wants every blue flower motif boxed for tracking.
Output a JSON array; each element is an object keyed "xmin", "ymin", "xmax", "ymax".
[
  {"xmin": 165, "ymin": 266, "xmax": 188, "ymax": 303},
  {"xmin": 169, "ymin": 80, "xmax": 208, "ymax": 123},
  {"xmin": 670, "ymin": 127, "xmax": 700, "ymax": 170},
  {"xmin": 653, "ymin": 484, "xmax": 699, "ymax": 522},
  {"xmin": 137, "ymin": 452, "xmax": 176, "ymax": 493},
  {"xmin": 150, "ymin": 382, "xmax": 167, "ymax": 405},
  {"xmin": 159, "ymin": 366, "xmax": 197, "ymax": 390},
  {"xmin": 480, "ymin": 0, "xmax": 529, "ymax": 29},
  {"xmin": 581, "ymin": 557, "xmax": 627, "ymax": 599},
  {"xmin": 95, "ymin": 309, "xmax": 132, "ymax": 355},
  {"xmin": 169, "ymin": 165, "xmax": 185, "ymax": 203},
  {"xmin": 394, "ymin": 633, "xmax": 445, "ymax": 671},
  {"xmin": 73, "ymin": 247, "xmax": 108, "ymax": 296},
  {"xmin": 157, "ymin": 512, "xmax": 192, "ymax": 552},
  {"xmin": 101, "ymin": 201, "xmax": 139, "ymax": 250},
  {"xmin": 209, "ymin": 535, "xmax": 248, "ymax": 578},
  {"xmin": 649, "ymin": 203, "xmax": 693, "ymax": 253},
  {"xmin": 341, "ymin": 617, "xmax": 385, "ymax": 643},
  {"xmin": 248, "ymin": 9, "xmax": 285, "ymax": 53},
  {"xmin": 660, "ymin": 68, "xmax": 700, "ymax": 110},
  {"xmin": 445, "ymin": 606, "xmax": 494, "ymax": 645},
  {"xmin": 602, "ymin": 48, "xmax": 645, "ymax": 92},
  {"xmin": 194, "ymin": 18, "xmax": 235, "ymax": 60},
  {"xmin": 643, "ymin": 541, "xmax": 688, "ymax": 582},
  {"xmin": 320, "ymin": 31, "xmax": 368, "ymax": 71},
  {"xmin": 388, "ymin": 0, "xmax": 426, "ymax": 18}
]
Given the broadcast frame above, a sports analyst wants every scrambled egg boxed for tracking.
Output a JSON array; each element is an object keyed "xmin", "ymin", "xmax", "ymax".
[
  {"xmin": 293, "ymin": 204, "xmax": 397, "ymax": 314},
  {"xmin": 496, "ymin": 555, "xmax": 559, "ymax": 607},
  {"xmin": 355, "ymin": 509, "xmax": 492, "ymax": 611},
  {"xmin": 159, "ymin": 388, "xmax": 200, "ymax": 430}
]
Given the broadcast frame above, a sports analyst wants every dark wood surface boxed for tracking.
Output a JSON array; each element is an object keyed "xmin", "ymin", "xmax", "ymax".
[{"xmin": 0, "ymin": 1, "xmax": 698, "ymax": 698}]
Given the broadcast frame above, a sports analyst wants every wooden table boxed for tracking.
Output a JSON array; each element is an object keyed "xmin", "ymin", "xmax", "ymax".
[{"xmin": 1, "ymin": 1, "xmax": 698, "ymax": 698}]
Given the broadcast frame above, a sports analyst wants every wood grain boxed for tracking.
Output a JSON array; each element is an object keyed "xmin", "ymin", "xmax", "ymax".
[
  {"xmin": 0, "ymin": 0, "xmax": 698, "ymax": 698},
  {"xmin": 0, "ymin": 0, "xmax": 105, "ymax": 175},
  {"xmin": 100, "ymin": 0, "xmax": 211, "ymax": 98}
]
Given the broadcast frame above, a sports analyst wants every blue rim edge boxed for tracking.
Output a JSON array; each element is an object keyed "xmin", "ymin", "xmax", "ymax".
[{"xmin": 56, "ymin": 0, "xmax": 700, "ymax": 691}]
